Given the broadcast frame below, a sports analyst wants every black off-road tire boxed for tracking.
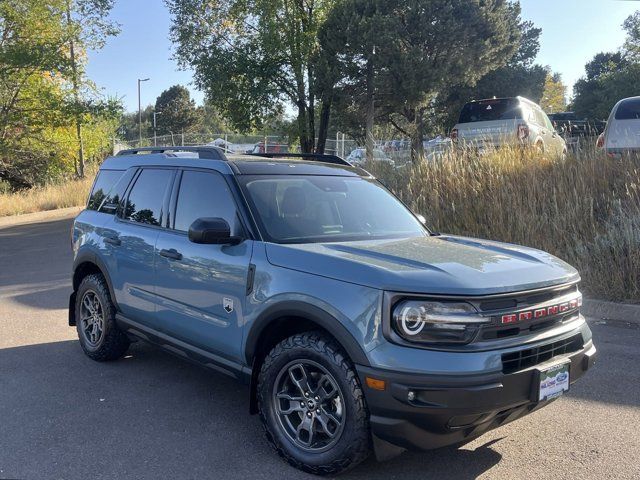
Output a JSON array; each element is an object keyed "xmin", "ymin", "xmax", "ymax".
[
  {"xmin": 75, "ymin": 273, "xmax": 130, "ymax": 361},
  {"xmin": 257, "ymin": 332, "xmax": 371, "ymax": 475}
]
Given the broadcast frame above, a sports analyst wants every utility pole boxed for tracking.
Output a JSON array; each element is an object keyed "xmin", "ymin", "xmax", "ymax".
[
  {"xmin": 153, "ymin": 111, "xmax": 162, "ymax": 146},
  {"xmin": 138, "ymin": 78, "xmax": 150, "ymax": 145},
  {"xmin": 65, "ymin": 0, "xmax": 85, "ymax": 178}
]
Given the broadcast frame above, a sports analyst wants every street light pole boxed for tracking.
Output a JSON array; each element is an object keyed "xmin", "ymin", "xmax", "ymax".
[
  {"xmin": 138, "ymin": 78, "xmax": 150, "ymax": 145},
  {"xmin": 153, "ymin": 111, "xmax": 162, "ymax": 146}
]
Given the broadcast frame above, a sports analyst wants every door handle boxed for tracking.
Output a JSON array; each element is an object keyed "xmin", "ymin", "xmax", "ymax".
[
  {"xmin": 160, "ymin": 248, "xmax": 183, "ymax": 261},
  {"xmin": 104, "ymin": 236, "xmax": 121, "ymax": 246}
]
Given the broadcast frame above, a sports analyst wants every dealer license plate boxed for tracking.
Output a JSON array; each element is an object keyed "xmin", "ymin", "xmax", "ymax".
[{"xmin": 538, "ymin": 362, "xmax": 570, "ymax": 401}]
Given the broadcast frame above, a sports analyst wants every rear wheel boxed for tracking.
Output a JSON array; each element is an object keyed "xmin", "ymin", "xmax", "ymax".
[
  {"xmin": 75, "ymin": 273, "xmax": 129, "ymax": 361},
  {"xmin": 257, "ymin": 332, "xmax": 371, "ymax": 475}
]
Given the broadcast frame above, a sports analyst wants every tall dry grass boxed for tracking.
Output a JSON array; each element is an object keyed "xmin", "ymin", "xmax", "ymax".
[
  {"xmin": 372, "ymin": 146, "xmax": 640, "ymax": 303},
  {"xmin": 0, "ymin": 175, "xmax": 93, "ymax": 217}
]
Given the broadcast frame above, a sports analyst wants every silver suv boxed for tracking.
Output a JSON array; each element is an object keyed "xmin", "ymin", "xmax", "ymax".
[{"xmin": 451, "ymin": 97, "xmax": 567, "ymax": 158}]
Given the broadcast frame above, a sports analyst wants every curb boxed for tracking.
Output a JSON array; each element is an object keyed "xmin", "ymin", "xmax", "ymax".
[
  {"xmin": 0, "ymin": 206, "xmax": 82, "ymax": 228},
  {"xmin": 583, "ymin": 298, "xmax": 640, "ymax": 325}
]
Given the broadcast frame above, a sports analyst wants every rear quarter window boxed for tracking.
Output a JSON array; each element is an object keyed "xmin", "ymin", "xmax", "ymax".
[
  {"xmin": 458, "ymin": 99, "xmax": 523, "ymax": 123},
  {"xmin": 615, "ymin": 99, "xmax": 640, "ymax": 120},
  {"xmin": 87, "ymin": 170, "xmax": 125, "ymax": 212}
]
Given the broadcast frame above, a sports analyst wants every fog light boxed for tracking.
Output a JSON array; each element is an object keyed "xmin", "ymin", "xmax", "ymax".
[{"xmin": 407, "ymin": 391, "xmax": 416, "ymax": 401}]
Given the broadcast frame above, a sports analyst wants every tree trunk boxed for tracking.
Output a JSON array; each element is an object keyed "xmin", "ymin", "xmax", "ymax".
[
  {"xmin": 297, "ymin": 103, "xmax": 313, "ymax": 153},
  {"xmin": 65, "ymin": 0, "xmax": 85, "ymax": 178},
  {"xmin": 411, "ymin": 113, "xmax": 425, "ymax": 165},
  {"xmin": 316, "ymin": 98, "xmax": 331, "ymax": 154},
  {"xmin": 365, "ymin": 57, "xmax": 375, "ymax": 162}
]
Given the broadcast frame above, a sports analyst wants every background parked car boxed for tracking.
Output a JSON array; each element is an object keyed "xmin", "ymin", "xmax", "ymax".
[
  {"xmin": 599, "ymin": 96, "xmax": 640, "ymax": 157},
  {"xmin": 346, "ymin": 148, "xmax": 395, "ymax": 167},
  {"xmin": 451, "ymin": 97, "xmax": 567, "ymax": 158}
]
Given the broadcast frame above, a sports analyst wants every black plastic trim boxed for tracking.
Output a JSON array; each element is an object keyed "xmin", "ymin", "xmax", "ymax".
[
  {"xmin": 116, "ymin": 314, "xmax": 251, "ymax": 383},
  {"xmin": 244, "ymin": 301, "xmax": 370, "ymax": 366}
]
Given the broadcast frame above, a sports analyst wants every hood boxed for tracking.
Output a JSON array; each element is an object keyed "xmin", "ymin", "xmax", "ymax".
[{"xmin": 265, "ymin": 235, "xmax": 579, "ymax": 295}]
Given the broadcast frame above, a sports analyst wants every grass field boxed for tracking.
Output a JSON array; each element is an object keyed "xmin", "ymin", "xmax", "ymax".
[
  {"xmin": 2, "ymin": 147, "xmax": 638, "ymax": 302},
  {"xmin": 0, "ymin": 174, "xmax": 94, "ymax": 217}
]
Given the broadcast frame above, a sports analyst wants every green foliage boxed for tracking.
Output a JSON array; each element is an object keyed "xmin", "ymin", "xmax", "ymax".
[
  {"xmin": 154, "ymin": 85, "xmax": 201, "ymax": 135},
  {"xmin": 322, "ymin": 0, "xmax": 522, "ymax": 162},
  {"xmin": 572, "ymin": 11, "xmax": 640, "ymax": 120},
  {"xmin": 167, "ymin": 0, "xmax": 336, "ymax": 152},
  {"xmin": 437, "ymin": 19, "xmax": 546, "ymax": 131},
  {"xmin": 540, "ymin": 72, "xmax": 567, "ymax": 113},
  {"xmin": 0, "ymin": 0, "xmax": 120, "ymax": 189}
]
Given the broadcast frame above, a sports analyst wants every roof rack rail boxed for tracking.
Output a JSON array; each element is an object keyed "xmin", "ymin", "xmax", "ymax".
[
  {"xmin": 116, "ymin": 146, "xmax": 226, "ymax": 160},
  {"xmin": 250, "ymin": 152, "xmax": 351, "ymax": 166}
]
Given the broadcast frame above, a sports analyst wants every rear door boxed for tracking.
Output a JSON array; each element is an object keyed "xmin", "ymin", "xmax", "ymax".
[
  {"xmin": 455, "ymin": 99, "xmax": 522, "ymax": 146},
  {"xmin": 106, "ymin": 167, "xmax": 175, "ymax": 328},
  {"xmin": 607, "ymin": 98, "xmax": 640, "ymax": 151},
  {"xmin": 154, "ymin": 169, "xmax": 253, "ymax": 363}
]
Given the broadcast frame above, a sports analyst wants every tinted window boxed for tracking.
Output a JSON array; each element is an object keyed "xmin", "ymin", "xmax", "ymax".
[
  {"xmin": 174, "ymin": 170, "xmax": 240, "ymax": 233},
  {"xmin": 241, "ymin": 176, "xmax": 426, "ymax": 243},
  {"xmin": 458, "ymin": 99, "xmax": 522, "ymax": 123},
  {"xmin": 124, "ymin": 169, "xmax": 173, "ymax": 226},
  {"xmin": 615, "ymin": 99, "xmax": 640, "ymax": 120},
  {"xmin": 87, "ymin": 170, "xmax": 124, "ymax": 211}
]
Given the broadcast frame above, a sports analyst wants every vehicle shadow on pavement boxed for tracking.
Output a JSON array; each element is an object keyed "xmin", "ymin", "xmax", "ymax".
[
  {"xmin": 347, "ymin": 438, "xmax": 503, "ymax": 479},
  {"xmin": 0, "ymin": 339, "xmax": 503, "ymax": 480}
]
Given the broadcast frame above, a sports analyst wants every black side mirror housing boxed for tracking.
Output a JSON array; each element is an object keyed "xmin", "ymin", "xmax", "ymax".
[{"xmin": 188, "ymin": 217, "xmax": 242, "ymax": 245}]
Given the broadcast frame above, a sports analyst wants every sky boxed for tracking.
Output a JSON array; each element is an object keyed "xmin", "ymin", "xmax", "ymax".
[{"xmin": 86, "ymin": 0, "xmax": 640, "ymax": 113}]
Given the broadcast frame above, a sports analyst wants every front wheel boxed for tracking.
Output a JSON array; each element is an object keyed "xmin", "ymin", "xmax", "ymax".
[{"xmin": 257, "ymin": 332, "xmax": 371, "ymax": 475}]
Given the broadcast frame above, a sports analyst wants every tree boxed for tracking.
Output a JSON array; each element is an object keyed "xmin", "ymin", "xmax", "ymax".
[
  {"xmin": 63, "ymin": 0, "xmax": 120, "ymax": 178},
  {"xmin": 623, "ymin": 11, "xmax": 640, "ymax": 61},
  {"xmin": 540, "ymin": 72, "xmax": 567, "ymax": 113},
  {"xmin": 0, "ymin": 0, "xmax": 119, "ymax": 189},
  {"xmin": 167, "ymin": 0, "xmax": 336, "ymax": 153},
  {"xmin": 321, "ymin": 0, "xmax": 522, "ymax": 163},
  {"xmin": 154, "ymin": 85, "xmax": 200, "ymax": 136},
  {"xmin": 572, "ymin": 12, "xmax": 640, "ymax": 120},
  {"xmin": 437, "ymin": 19, "xmax": 546, "ymax": 132}
]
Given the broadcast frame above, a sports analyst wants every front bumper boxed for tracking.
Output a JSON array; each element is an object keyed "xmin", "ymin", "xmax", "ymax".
[{"xmin": 357, "ymin": 340, "xmax": 596, "ymax": 451}]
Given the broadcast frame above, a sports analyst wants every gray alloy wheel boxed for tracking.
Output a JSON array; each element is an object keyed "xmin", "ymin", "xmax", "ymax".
[
  {"xmin": 79, "ymin": 290, "xmax": 105, "ymax": 347},
  {"xmin": 272, "ymin": 359, "xmax": 346, "ymax": 453},
  {"xmin": 75, "ymin": 273, "xmax": 130, "ymax": 361}
]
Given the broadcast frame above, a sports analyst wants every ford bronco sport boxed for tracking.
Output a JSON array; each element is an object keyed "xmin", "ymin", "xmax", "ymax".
[{"xmin": 69, "ymin": 146, "xmax": 596, "ymax": 475}]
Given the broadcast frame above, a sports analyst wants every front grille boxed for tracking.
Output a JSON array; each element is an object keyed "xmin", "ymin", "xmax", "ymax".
[
  {"xmin": 501, "ymin": 334, "xmax": 583, "ymax": 374},
  {"xmin": 477, "ymin": 284, "xmax": 580, "ymax": 341}
]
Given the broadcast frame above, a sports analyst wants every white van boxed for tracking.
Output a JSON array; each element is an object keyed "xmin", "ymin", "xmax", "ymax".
[{"xmin": 599, "ymin": 96, "xmax": 640, "ymax": 157}]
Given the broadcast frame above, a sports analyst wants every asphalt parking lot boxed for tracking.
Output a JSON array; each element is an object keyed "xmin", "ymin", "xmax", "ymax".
[{"xmin": 1, "ymin": 215, "xmax": 639, "ymax": 480}]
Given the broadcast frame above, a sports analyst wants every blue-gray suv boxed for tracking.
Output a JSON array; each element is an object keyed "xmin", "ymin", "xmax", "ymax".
[{"xmin": 69, "ymin": 146, "xmax": 596, "ymax": 475}]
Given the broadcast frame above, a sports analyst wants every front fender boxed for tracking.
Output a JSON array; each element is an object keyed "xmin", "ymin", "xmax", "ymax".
[{"xmin": 244, "ymin": 300, "xmax": 371, "ymax": 367}]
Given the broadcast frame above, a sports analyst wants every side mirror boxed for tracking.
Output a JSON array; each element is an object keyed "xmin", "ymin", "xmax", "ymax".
[{"xmin": 188, "ymin": 217, "xmax": 242, "ymax": 245}]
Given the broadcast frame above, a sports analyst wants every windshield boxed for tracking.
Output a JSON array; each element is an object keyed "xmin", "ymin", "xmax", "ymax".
[
  {"xmin": 240, "ymin": 175, "xmax": 427, "ymax": 243},
  {"xmin": 458, "ymin": 98, "xmax": 522, "ymax": 123}
]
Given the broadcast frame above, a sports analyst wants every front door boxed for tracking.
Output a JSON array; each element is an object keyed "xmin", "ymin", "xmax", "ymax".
[{"xmin": 154, "ymin": 169, "xmax": 253, "ymax": 364}]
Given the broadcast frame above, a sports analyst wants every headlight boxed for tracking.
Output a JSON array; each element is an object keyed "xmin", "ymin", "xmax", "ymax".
[{"xmin": 392, "ymin": 300, "xmax": 488, "ymax": 345}]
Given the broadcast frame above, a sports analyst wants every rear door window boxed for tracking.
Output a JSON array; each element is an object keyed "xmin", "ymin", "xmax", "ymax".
[
  {"xmin": 123, "ymin": 169, "xmax": 174, "ymax": 226},
  {"xmin": 615, "ymin": 98, "xmax": 640, "ymax": 120},
  {"xmin": 458, "ymin": 99, "xmax": 522, "ymax": 123},
  {"xmin": 87, "ymin": 170, "xmax": 124, "ymax": 211}
]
